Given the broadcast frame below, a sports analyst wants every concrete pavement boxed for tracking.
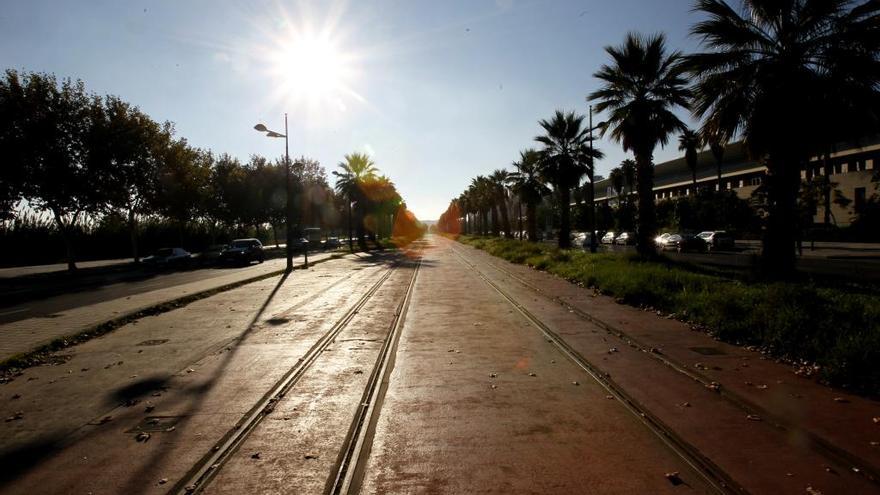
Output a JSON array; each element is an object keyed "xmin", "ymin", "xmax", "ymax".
[{"xmin": 0, "ymin": 253, "xmax": 336, "ymax": 363}]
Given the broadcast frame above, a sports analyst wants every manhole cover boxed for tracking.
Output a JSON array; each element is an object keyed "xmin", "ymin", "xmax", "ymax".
[
  {"xmin": 136, "ymin": 339, "xmax": 169, "ymax": 346},
  {"xmin": 689, "ymin": 346, "xmax": 726, "ymax": 356},
  {"xmin": 127, "ymin": 416, "xmax": 182, "ymax": 433}
]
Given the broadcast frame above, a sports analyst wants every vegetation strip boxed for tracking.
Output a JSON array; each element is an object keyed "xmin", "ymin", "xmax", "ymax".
[
  {"xmin": 456, "ymin": 236, "xmax": 880, "ymax": 396},
  {"xmin": 0, "ymin": 254, "xmax": 345, "ymax": 377},
  {"xmin": 453, "ymin": 244, "xmax": 880, "ymax": 486}
]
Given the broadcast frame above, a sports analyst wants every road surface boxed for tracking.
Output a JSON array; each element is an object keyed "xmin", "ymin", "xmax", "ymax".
[{"xmin": 0, "ymin": 236, "xmax": 877, "ymax": 494}]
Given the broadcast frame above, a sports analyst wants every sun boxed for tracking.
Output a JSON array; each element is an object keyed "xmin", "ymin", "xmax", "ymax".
[{"xmin": 267, "ymin": 28, "xmax": 358, "ymax": 110}]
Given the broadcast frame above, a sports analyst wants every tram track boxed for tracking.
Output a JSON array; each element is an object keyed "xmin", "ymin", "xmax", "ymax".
[
  {"xmin": 452, "ymin": 244, "xmax": 880, "ymax": 487},
  {"xmin": 326, "ymin": 256, "xmax": 422, "ymax": 495},
  {"xmin": 451, "ymin": 247, "xmax": 745, "ymax": 495},
  {"xmin": 171, "ymin": 262, "xmax": 402, "ymax": 495}
]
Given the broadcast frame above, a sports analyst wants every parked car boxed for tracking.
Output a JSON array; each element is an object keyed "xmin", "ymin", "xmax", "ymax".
[
  {"xmin": 290, "ymin": 237, "xmax": 310, "ymax": 253},
  {"xmin": 143, "ymin": 247, "xmax": 191, "ymax": 268},
  {"xmin": 570, "ymin": 231, "xmax": 587, "ymax": 247},
  {"xmin": 601, "ymin": 231, "xmax": 617, "ymax": 244},
  {"xmin": 664, "ymin": 233, "xmax": 708, "ymax": 253},
  {"xmin": 220, "ymin": 238, "xmax": 264, "ymax": 265},
  {"xmin": 615, "ymin": 232, "xmax": 635, "ymax": 245},
  {"xmin": 697, "ymin": 231, "xmax": 736, "ymax": 251},
  {"xmin": 324, "ymin": 237, "xmax": 341, "ymax": 249},
  {"xmin": 199, "ymin": 244, "xmax": 227, "ymax": 265},
  {"xmin": 654, "ymin": 232, "xmax": 672, "ymax": 248}
]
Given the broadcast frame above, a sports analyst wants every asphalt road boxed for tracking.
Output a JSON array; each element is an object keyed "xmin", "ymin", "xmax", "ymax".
[{"xmin": 0, "ymin": 259, "xmax": 291, "ymax": 325}]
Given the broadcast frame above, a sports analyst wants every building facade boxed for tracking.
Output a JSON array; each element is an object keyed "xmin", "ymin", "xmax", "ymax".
[{"xmin": 593, "ymin": 137, "xmax": 880, "ymax": 227}]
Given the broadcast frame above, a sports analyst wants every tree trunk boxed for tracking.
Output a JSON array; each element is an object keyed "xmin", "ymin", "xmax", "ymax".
[
  {"xmin": 587, "ymin": 179, "xmax": 597, "ymax": 253},
  {"xmin": 527, "ymin": 202, "xmax": 538, "ymax": 242},
  {"xmin": 518, "ymin": 201, "xmax": 524, "ymax": 240},
  {"xmin": 271, "ymin": 223, "xmax": 280, "ymax": 248},
  {"xmin": 347, "ymin": 200, "xmax": 354, "ymax": 252},
  {"xmin": 128, "ymin": 209, "xmax": 140, "ymax": 263},
  {"xmin": 558, "ymin": 187, "xmax": 572, "ymax": 249},
  {"xmin": 634, "ymin": 151, "xmax": 657, "ymax": 257},
  {"xmin": 761, "ymin": 157, "xmax": 800, "ymax": 279},
  {"xmin": 52, "ymin": 210, "xmax": 77, "ymax": 271},
  {"xmin": 499, "ymin": 197, "xmax": 512, "ymax": 238},
  {"xmin": 822, "ymin": 153, "xmax": 832, "ymax": 225}
]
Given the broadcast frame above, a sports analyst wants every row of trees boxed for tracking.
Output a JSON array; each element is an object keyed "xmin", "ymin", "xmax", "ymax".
[
  {"xmin": 440, "ymin": 0, "xmax": 880, "ymax": 278},
  {"xmin": 1, "ymin": 70, "xmax": 411, "ymax": 270}
]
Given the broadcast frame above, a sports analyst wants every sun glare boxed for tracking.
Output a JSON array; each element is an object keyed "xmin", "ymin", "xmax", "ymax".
[{"xmin": 266, "ymin": 26, "xmax": 360, "ymax": 114}]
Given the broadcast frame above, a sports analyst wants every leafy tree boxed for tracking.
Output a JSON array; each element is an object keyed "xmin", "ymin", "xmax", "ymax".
[
  {"xmin": 535, "ymin": 110, "xmax": 603, "ymax": 248},
  {"xmin": 508, "ymin": 149, "xmax": 550, "ymax": 242},
  {"xmin": 589, "ymin": 33, "xmax": 690, "ymax": 256},
  {"xmin": 98, "ymin": 97, "xmax": 169, "ymax": 262},
  {"xmin": 685, "ymin": 0, "xmax": 880, "ymax": 277},
  {"xmin": 3, "ymin": 71, "xmax": 111, "ymax": 270},
  {"xmin": 151, "ymin": 139, "xmax": 212, "ymax": 246}
]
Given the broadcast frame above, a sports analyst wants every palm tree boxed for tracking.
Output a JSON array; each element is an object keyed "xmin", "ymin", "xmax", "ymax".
[
  {"xmin": 508, "ymin": 149, "xmax": 550, "ymax": 242},
  {"xmin": 678, "ymin": 129, "xmax": 700, "ymax": 191},
  {"xmin": 469, "ymin": 176, "xmax": 494, "ymax": 235},
  {"xmin": 333, "ymin": 152, "xmax": 377, "ymax": 251},
  {"xmin": 589, "ymin": 33, "xmax": 691, "ymax": 256},
  {"xmin": 535, "ymin": 110, "xmax": 603, "ymax": 249},
  {"xmin": 621, "ymin": 159, "xmax": 636, "ymax": 202},
  {"xmin": 685, "ymin": 0, "xmax": 880, "ymax": 277},
  {"xmin": 707, "ymin": 137, "xmax": 725, "ymax": 192},
  {"xmin": 489, "ymin": 169, "xmax": 513, "ymax": 238}
]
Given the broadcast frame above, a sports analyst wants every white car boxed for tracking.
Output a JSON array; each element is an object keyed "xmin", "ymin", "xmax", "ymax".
[
  {"xmin": 615, "ymin": 232, "xmax": 635, "ymax": 245},
  {"xmin": 601, "ymin": 231, "xmax": 616, "ymax": 244},
  {"xmin": 143, "ymin": 247, "xmax": 191, "ymax": 267}
]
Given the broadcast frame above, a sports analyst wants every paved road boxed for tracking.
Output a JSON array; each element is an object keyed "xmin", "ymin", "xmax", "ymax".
[{"xmin": 1, "ymin": 236, "xmax": 877, "ymax": 494}]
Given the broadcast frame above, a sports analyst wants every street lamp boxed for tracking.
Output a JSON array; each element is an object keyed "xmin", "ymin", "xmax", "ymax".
[
  {"xmin": 586, "ymin": 105, "xmax": 606, "ymax": 254},
  {"xmin": 254, "ymin": 114, "xmax": 307, "ymax": 270}
]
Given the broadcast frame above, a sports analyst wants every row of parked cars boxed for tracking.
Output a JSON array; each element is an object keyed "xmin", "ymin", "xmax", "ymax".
[
  {"xmin": 142, "ymin": 236, "xmax": 345, "ymax": 269},
  {"xmin": 597, "ymin": 230, "xmax": 736, "ymax": 252}
]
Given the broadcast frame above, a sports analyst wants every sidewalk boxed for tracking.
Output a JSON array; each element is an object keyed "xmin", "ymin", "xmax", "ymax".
[{"xmin": 0, "ymin": 253, "xmax": 335, "ymax": 363}]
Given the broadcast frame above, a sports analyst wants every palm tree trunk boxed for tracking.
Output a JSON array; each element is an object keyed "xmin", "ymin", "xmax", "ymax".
[
  {"xmin": 762, "ymin": 156, "xmax": 800, "ymax": 278},
  {"xmin": 634, "ymin": 151, "xmax": 657, "ymax": 256},
  {"xmin": 527, "ymin": 202, "xmax": 538, "ymax": 242},
  {"xmin": 500, "ymin": 198, "xmax": 512, "ymax": 238},
  {"xmin": 822, "ymin": 152, "xmax": 832, "ymax": 225},
  {"xmin": 518, "ymin": 201, "xmax": 524, "ymax": 240},
  {"xmin": 558, "ymin": 187, "xmax": 572, "ymax": 249}
]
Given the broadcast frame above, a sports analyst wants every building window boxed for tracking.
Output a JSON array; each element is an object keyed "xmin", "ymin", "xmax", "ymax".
[
  {"xmin": 852, "ymin": 160, "xmax": 866, "ymax": 172},
  {"xmin": 833, "ymin": 162, "xmax": 843, "ymax": 175},
  {"xmin": 749, "ymin": 176, "xmax": 762, "ymax": 187}
]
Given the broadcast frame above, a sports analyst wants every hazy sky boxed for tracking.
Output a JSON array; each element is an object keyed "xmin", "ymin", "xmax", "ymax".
[{"xmin": 1, "ymin": 0, "xmax": 707, "ymax": 220}]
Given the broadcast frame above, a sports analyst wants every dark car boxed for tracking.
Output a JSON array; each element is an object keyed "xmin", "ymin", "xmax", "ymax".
[
  {"xmin": 143, "ymin": 247, "xmax": 191, "ymax": 268},
  {"xmin": 664, "ymin": 233, "xmax": 708, "ymax": 253},
  {"xmin": 324, "ymin": 237, "xmax": 341, "ymax": 249},
  {"xmin": 220, "ymin": 238, "xmax": 264, "ymax": 265},
  {"xmin": 697, "ymin": 231, "xmax": 736, "ymax": 252},
  {"xmin": 199, "ymin": 244, "xmax": 227, "ymax": 265}
]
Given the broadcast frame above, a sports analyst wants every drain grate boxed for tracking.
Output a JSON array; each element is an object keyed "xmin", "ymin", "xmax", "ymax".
[
  {"xmin": 689, "ymin": 346, "xmax": 726, "ymax": 356},
  {"xmin": 127, "ymin": 416, "xmax": 182, "ymax": 433},
  {"xmin": 136, "ymin": 339, "xmax": 169, "ymax": 346}
]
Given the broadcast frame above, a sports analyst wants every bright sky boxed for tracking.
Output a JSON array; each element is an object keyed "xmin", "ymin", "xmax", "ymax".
[{"xmin": 0, "ymin": 0, "xmax": 706, "ymax": 220}]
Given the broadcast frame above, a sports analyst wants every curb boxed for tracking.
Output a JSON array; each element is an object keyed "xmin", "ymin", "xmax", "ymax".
[{"xmin": 0, "ymin": 253, "xmax": 345, "ymax": 377}]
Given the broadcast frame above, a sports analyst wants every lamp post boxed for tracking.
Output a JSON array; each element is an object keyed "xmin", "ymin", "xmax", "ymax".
[
  {"xmin": 254, "ymin": 115, "xmax": 307, "ymax": 270},
  {"xmin": 586, "ymin": 105, "xmax": 606, "ymax": 254}
]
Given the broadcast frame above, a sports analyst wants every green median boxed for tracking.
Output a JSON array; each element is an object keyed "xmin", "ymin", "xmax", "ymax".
[{"xmin": 457, "ymin": 236, "xmax": 880, "ymax": 396}]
